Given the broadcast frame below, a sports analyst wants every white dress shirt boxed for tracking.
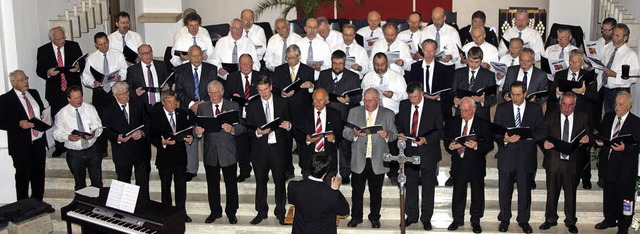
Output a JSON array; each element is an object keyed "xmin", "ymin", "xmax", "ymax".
[
  {"xmin": 611, "ymin": 112, "xmax": 628, "ymax": 138},
  {"xmin": 50, "ymin": 42, "xmax": 66, "ymax": 68},
  {"xmin": 243, "ymin": 24, "xmax": 267, "ymax": 60},
  {"xmin": 161, "ymin": 108, "xmax": 177, "ymax": 148},
  {"xmin": 559, "ymin": 112, "xmax": 574, "ymax": 159},
  {"xmin": 108, "ymin": 31, "xmax": 143, "ymax": 56},
  {"xmin": 421, "ymin": 60, "xmax": 436, "ymax": 93},
  {"xmin": 460, "ymin": 41, "xmax": 499, "ymax": 69},
  {"xmin": 321, "ymin": 30, "xmax": 343, "ymax": 50},
  {"xmin": 333, "ymin": 41, "xmax": 370, "ymax": 79},
  {"xmin": 255, "ymin": 96, "xmax": 277, "ymax": 144},
  {"xmin": 53, "ymin": 103, "xmax": 103, "ymax": 150},
  {"xmin": 214, "ymin": 35, "xmax": 261, "ymax": 72},
  {"xmin": 173, "ymin": 26, "xmax": 211, "ymax": 42},
  {"xmin": 370, "ymin": 39, "xmax": 413, "ymax": 76},
  {"xmin": 499, "ymin": 54, "xmax": 520, "ymax": 67},
  {"xmin": 515, "ymin": 66, "xmax": 534, "ymax": 91},
  {"xmin": 306, "ymin": 107, "xmax": 328, "ymax": 149},
  {"xmin": 602, "ymin": 44, "xmax": 638, "ymax": 89},
  {"xmin": 360, "ymin": 70, "xmax": 408, "ymax": 114},
  {"xmin": 264, "ymin": 33, "xmax": 303, "ymax": 71},
  {"xmin": 513, "ymin": 102, "xmax": 526, "ymax": 122},
  {"xmin": 594, "ymin": 37, "xmax": 613, "ymax": 91},
  {"xmin": 140, "ymin": 62, "xmax": 161, "ymax": 104},
  {"xmin": 499, "ymin": 27, "xmax": 545, "ymax": 61},
  {"xmin": 295, "ymin": 37, "xmax": 332, "ymax": 79},
  {"xmin": 458, "ymin": 117, "xmax": 475, "ymax": 156},
  {"xmin": 171, "ymin": 29, "xmax": 218, "ymax": 67},
  {"xmin": 421, "ymin": 24, "xmax": 462, "ymax": 66},
  {"xmin": 356, "ymin": 26, "xmax": 383, "ymax": 41},
  {"xmin": 544, "ymin": 44, "xmax": 578, "ymax": 67},
  {"xmin": 81, "ymin": 49, "xmax": 128, "ymax": 88},
  {"xmin": 397, "ymin": 29, "xmax": 423, "ymax": 56},
  {"xmin": 14, "ymin": 89, "xmax": 44, "ymax": 140}
]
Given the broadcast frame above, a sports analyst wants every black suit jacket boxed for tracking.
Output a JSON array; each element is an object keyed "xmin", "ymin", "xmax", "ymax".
[
  {"xmin": 101, "ymin": 97, "xmax": 151, "ymax": 161},
  {"xmin": 395, "ymin": 98, "xmax": 444, "ymax": 164},
  {"xmin": 126, "ymin": 60, "xmax": 170, "ymax": 105},
  {"xmin": 408, "ymin": 61, "xmax": 454, "ymax": 117},
  {"xmin": 246, "ymin": 95, "xmax": 291, "ymax": 163},
  {"xmin": 174, "ymin": 62, "xmax": 218, "ymax": 109},
  {"xmin": 150, "ymin": 105, "xmax": 191, "ymax": 170},
  {"xmin": 315, "ymin": 69, "xmax": 361, "ymax": 121},
  {"xmin": 0, "ymin": 89, "xmax": 48, "ymax": 156},
  {"xmin": 597, "ymin": 112, "xmax": 640, "ymax": 184},
  {"xmin": 273, "ymin": 63, "xmax": 315, "ymax": 121},
  {"xmin": 223, "ymin": 70, "xmax": 260, "ymax": 100},
  {"xmin": 287, "ymin": 179, "xmax": 349, "ymax": 234},
  {"xmin": 296, "ymin": 107, "xmax": 344, "ymax": 164},
  {"xmin": 543, "ymin": 109, "xmax": 591, "ymax": 173},
  {"xmin": 444, "ymin": 116, "xmax": 494, "ymax": 180},
  {"xmin": 502, "ymin": 66, "xmax": 548, "ymax": 104},
  {"xmin": 452, "ymin": 66, "xmax": 497, "ymax": 121},
  {"xmin": 494, "ymin": 101, "xmax": 547, "ymax": 173},
  {"xmin": 547, "ymin": 68, "xmax": 598, "ymax": 115},
  {"xmin": 36, "ymin": 41, "xmax": 84, "ymax": 106}
]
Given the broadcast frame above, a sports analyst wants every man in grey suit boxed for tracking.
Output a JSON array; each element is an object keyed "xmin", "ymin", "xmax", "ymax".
[
  {"xmin": 343, "ymin": 88, "xmax": 397, "ymax": 229},
  {"xmin": 194, "ymin": 80, "xmax": 245, "ymax": 225},
  {"xmin": 502, "ymin": 48, "xmax": 548, "ymax": 105}
]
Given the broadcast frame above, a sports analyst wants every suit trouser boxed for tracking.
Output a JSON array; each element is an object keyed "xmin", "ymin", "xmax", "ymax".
[
  {"xmin": 66, "ymin": 145, "xmax": 103, "ymax": 191},
  {"xmin": 405, "ymin": 155, "xmax": 438, "ymax": 223},
  {"xmin": 92, "ymin": 88, "xmax": 111, "ymax": 155},
  {"xmin": 236, "ymin": 133, "xmax": 252, "ymax": 177},
  {"xmin": 157, "ymin": 166, "xmax": 187, "ymax": 209},
  {"xmin": 50, "ymin": 99, "xmax": 67, "ymax": 153},
  {"xmin": 11, "ymin": 137, "xmax": 47, "ymax": 200},
  {"xmin": 386, "ymin": 140, "xmax": 399, "ymax": 179},
  {"xmin": 351, "ymin": 159, "xmax": 385, "ymax": 222},
  {"xmin": 204, "ymin": 163, "xmax": 238, "ymax": 217},
  {"xmin": 498, "ymin": 170, "xmax": 533, "ymax": 224},
  {"xmin": 113, "ymin": 153, "xmax": 151, "ymax": 201},
  {"xmin": 544, "ymin": 165, "xmax": 579, "ymax": 225},
  {"xmin": 338, "ymin": 140, "xmax": 352, "ymax": 178},
  {"xmin": 452, "ymin": 176, "xmax": 485, "ymax": 224},
  {"xmin": 253, "ymin": 144, "xmax": 287, "ymax": 218},
  {"xmin": 603, "ymin": 180, "xmax": 636, "ymax": 231},
  {"xmin": 185, "ymin": 137, "xmax": 202, "ymax": 174}
]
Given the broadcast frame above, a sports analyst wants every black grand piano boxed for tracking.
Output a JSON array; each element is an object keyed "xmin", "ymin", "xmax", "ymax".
[{"xmin": 61, "ymin": 187, "xmax": 185, "ymax": 234}]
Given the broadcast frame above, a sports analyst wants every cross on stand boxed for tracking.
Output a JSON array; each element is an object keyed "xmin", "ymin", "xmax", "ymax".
[{"xmin": 383, "ymin": 140, "xmax": 420, "ymax": 234}]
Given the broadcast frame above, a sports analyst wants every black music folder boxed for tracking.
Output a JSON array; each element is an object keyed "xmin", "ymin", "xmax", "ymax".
[
  {"xmin": 28, "ymin": 118, "xmax": 51, "ymax": 132},
  {"xmin": 230, "ymin": 93, "xmax": 260, "ymax": 106},
  {"xmin": 123, "ymin": 45, "xmax": 138, "ymax": 64},
  {"xmin": 490, "ymin": 123, "xmax": 533, "ymax": 140},
  {"xmin": 546, "ymin": 129, "xmax": 587, "ymax": 155},
  {"xmin": 141, "ymin": 72, "xmax": 175, "ymax": 92},
  {"xmin": 260, "ymin": 117, "xmax": 283, "ymax": 130},
  {"xmin": 55, "ymin": 53, "xmax": 88, "ymax": 72},
  {"xmin": 426, "ymin": 87, "xmax": 452, "ymax": 96},
  {"xmin": 344, "ymin": 122, "xmax": 383, "ymax": 135},
  {"xmin": 557, "ymin": 70, "xmax": 596, "ymax": 92},
  {"xmin": 161, "ymin": 126, "xmax": 194, "ymax": 142},
  {"xmin": 196, "ymin": 110, "xmax": 240, "ymax": 132},
  {"xmin": 456, "ymin": 85, "xmax": 498, "ymax": 98},
  {"xmin": 174, "ymin": 50, "xmax": 188, "ymax": 56},
  {"xmin": 525, "ymin": 90, "xmax": 548, "ymax": 100},
  {"xmin": 595, "ymin": 133, "xmax": 637, "ymax": 146},
  {"xmin": 402, "ymin": 128, "xmax": 439, "ymax": 141},
  {"xmin": 221, "ymin": 63, "xmax": 239, "ymax": 74},
  {"xmin": 328, "ymin": 88, "xmax": 362, "ymax": 102}
]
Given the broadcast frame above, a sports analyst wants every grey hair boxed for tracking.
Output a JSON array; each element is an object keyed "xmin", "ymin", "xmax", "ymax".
[
  {"xmin": 49, "ymin": 26, "xmax": 65, "ymax": 39},
  {"xmin": 557, "ymin": 28, "xmax": 572, "ymax": 36},
  {"xmin": 230, "ymin": 18, "xmax": 243, "ymax": 27},
  {"xmin": 112, "ymin": 81, "xmax": 129, "ymax": 94},
  {"xmin": 286, "ymin": 44, "xmax": 301, "ymax": 57},
  {"xmin": 364, "ymin": 87, "xmax": 380, "ymax": 99},
  {"xmin": 207, "ymin": 80, "xmax": 224, "ymax": 91},
  {"xmin": 460, "ymin": 96, "xmax": 477, "ymax": 108},
  {"xmin": 9, "ymin": 69, "xmax": 25, "ymax": 82},
  {"xmin": 560, "ymin": 91, "xmax": 577, "ymax": 103},
  {"xmin": 569, "ymin": 49, "xmax": 584, "ymax": 59},
  {"xmin": 515, "ymin": 9, "xmax": 529, "ymax": 18},
  {"xmin": 617, "ymin": 91, "xmax": 633, "ymax": 105}
]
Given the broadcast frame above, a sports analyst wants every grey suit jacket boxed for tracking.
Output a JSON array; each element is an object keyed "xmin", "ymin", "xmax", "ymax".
[
  {"xmin": 197, "ymin": 100, "xmax": 246, "ymax": 167},
  {"xmin": 342, "ymin": 106, "xmax": 397, "ymax": 175},
  {"xmin": 502, "ymin": 65, "xmax": 548, "ymax": 104}
]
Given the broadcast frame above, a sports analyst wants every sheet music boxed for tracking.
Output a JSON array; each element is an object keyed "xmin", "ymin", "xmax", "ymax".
[
  {"xmin": 106, "ymin": 179, "xmax": 140, "ymax": 213},
  {"xmin": 584, "ymin": 41, "xmax": 598, "ymax": 57},
  {"xmin": 490, "ymin": 62, "xmax": 508, "ymax": 74},
  {"xmin": 385, "ymin": 51, "xmax": 400, "ymax": 63},
  {"xmin": 364, "ymin": 37, "xmax": 378, "ymax": 51},
  {"xmin": 368, "ymin": 83, "xmax": 389, "ymax": 95},
  {"xmin": 548, "ymin": 58, "xmax": 566, "ymax": 75},
  {"xmin": 345, "ymin": 56, "xmax": 356, "ymax": 68},
  {"xmin": 75, "ymin": 186, "xmax": 100, "ymax": 198}
]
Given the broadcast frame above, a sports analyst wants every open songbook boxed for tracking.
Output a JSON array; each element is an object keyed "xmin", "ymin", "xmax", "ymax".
[
  {"xmin": 294, "ymin": 126, "xmax": 334, "ymax": 138},
  {"xmin": 594, "ymin": 133, "xmax": 638, "ymax": 146},
  {"xmin": 123, "ymin": 125, "xmax": 145, "ymax": 138},
  {"xmin": 557, "ymin": 70, "xmax": 596, "ymax": 92},
  {"xmin": 525, "ymin": 90, "xmax": 548, "ymax": 100},
  {"xmin": 123, "ymin": 46, "xmax": 138, "ymax": 64},
  {"xmin": 328, "ymin": 88, "xmax": 362, "ymax": 102},
  {"xmin": 490, "ymin": 123, "xmax": 534, "ymax": 140},
  {"xmin": 28, "ymin": 118, "xmax": 51, "ymax": 132},
  {"xmin": 426, "ymin": 87, "xmax": 452, "ymax": 96},
  {"xmin": 260, "ymin": 117, "xmax": 283, "ymax": 130},
  {"xmin": 456, "ymin": 85, "xmax": 498, "ymax": 98},
  {"xmin": 230, "ymin": 93, "xmax": 260, "ymax": 107},
  {"xmin": 196, "ymin": 110, "xmax": 240, "ymax": 133},
  {"xmin": 55, "ymin": 53, "xmax": 88, "ymax": 72},
  {"xmin": 402, "ymin": 128, "xmax": 439, "ymax": 141},
  {"xmin": 158, "ymin": 126, "xmax": 194, "ymax": 142},
  {"xmin": 89, "ymin": 67, "xmax": 120, "ymax": 93},
  {"xmin": 546, "ymin": 129, "xmax": 587, "ymax": 155},
  {"xmin": 140, "ymin": 72, "xmax": 174, "ymax": 92},
  {"xmin": 344, "ymin": 122, "xmax": 383, "ymax": 135}
]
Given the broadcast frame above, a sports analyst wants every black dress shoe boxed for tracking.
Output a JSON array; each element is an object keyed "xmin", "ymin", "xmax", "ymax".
[
  {"xmin": 531, "ymin": 182, "xmax": 536, "ymax": 190},
  {"xmin": 471, "ymin": 223, "xmax": 482, "ymax": 233},
  {"xmin": 184, "ymin": 215, "xmax": 192, "ymax": 223},
  {"xmin": 498, "ymin": 222, "xmax": 509, "ymax": 232},
  {"xmin": 205, "ymin": 213, "xmax": 222, "ymax": 223},
  {"xmin": 389, "ymin": 176, "xmax": 399, "ymax": 185},
  {"xmin": 538, "ymin": 221, "xmax": 557, "ymax": 230},
  {"xmin": 583, "ymin": 181, "xmax": 592, "ymax": 189},
  {"xmin": 445, "ymin": 177, "xmax": 454, "ymax": 186},
  {"xmin": 597, "ymin": 180, "xmax": 603, "ymax": 188},
  {"xmin": 370, "ymin": 220, "xmax": 380, "ymax": 228},
  {"xmin": 347, "ymin": 219, "xmax": 361, "ymax": 227},
  {"xmin": 277, "ymin": 217, "xmax": 286, "ymax": 225},
  {"xmin": 237, "ymin": 175, "xmax": 249, "ymax": 182},
  {"xmin": 617, "ymin": 229, "xmax": 629, "ymax": 234},
  {"xmin": 567, "ymin": 224, "xmax": 578, "ymax": 233},
  {"xmin": 341, "ymin": 177, "xmax": 350, "ymax": 185},
  {"xmin": 228, "ymin": 215, "xmax": 237, "ymax": 224},
  {"xmin": 404, "ymin": 219, "xmax": 417, "ymax": 227},
  {"xmin": 423, "ymin": 221, "xmax": 432, "ymax": 230},
  {"xmin": 519, "ymin": 222, "xmax": 533, "ymax": 233},
  {"xmin": 186, "ymin": 173, "xmax": 197, "ymax": 182},
  {"xmin": 447, "ymin": 221, "xmax": 463, "ymax": 231},
  {"xmin": 595, "ymin": 220, "xmax": 616, "ymax": 229},
  {"xmin": 285, "ymin": 173, "xmax": 295, "ymax": 180},
  {"xmin": 250, "ymin": 215, "xmax": 266, "ymax": 225},
  {"xmin": 52, "ymin": 149, "xmax": 64, "ymax": 158}
]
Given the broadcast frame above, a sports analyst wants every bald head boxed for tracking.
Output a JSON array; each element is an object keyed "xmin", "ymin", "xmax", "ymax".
[
  {"xmin": 367, "ymin": 11, "xmax": 381, "ymax": 30},
  {"xmin": 305, "ymin": 18, "xmax": 319, "ymax": 40},
  {"xmin": 431, "ymin": 7, "xmax": 447, "ymax": 28}
]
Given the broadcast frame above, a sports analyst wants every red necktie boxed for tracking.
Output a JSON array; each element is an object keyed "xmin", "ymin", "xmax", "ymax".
[
  {"xmin": 23, "ymin": 93, "xmax": 38, "ymax": 137},
  {"xmin": 56, "ymin": 47, "xmax": 67, "ymax": 91},
  {"xmin": 457, "ymin": 120, "xmax": 468, "ymax": 155},
  {"xmin": 410, "ymin": 105, "xmax": 419, "ymax": 137},
  {"xmin": 315, "ymin": 111, "xmax": 324, "ymax": 152},
  {"xmin": 244, "ymin": 75, "xmax": 251, "ymax": 99},
  {"xmin": 215, "ymin": 104, "xmax": 221, "ymax": 116}
]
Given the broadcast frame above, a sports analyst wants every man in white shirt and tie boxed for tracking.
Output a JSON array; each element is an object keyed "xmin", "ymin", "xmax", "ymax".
[
  {"xmin": 543, "ymin": 28, "xmax": 577, "ymax": 68},
  {"xmin": 295, "ymin": 18, "xmax": 332, "ymax": 80},
  {"xmin": 215, "ymin": 18, "xmax": 260, "ymax": 79},
  {"xmin": 497, "ymin": 38, "xmax": 524, "ymax": 92},
  {"xmin": 317, "ymin": 17, "xmax": 343, "ymax": 50},
  {"xmin": 421, "ymin": 7, "xmax": 462, "ymax": 67},
  {"xmin": 498, "ymin": 9, "xmax": 545, "ymax": 62},
  {"xmin": 397, "ymin": 11, "xmax": 424, "ymax": 61},
  {"xmin": 357, "ymin": 11, "xmax": 383, "ymax": 52},
  {"xmin": 171, "ymin": 13, "xmax": 218, "ymax": 67},
  {"xmin": 108, "ymin": 11, "xmax": 143, "ymax": 64},
  {"xmin": 240, "ymin": 9, "xmax": 267, "ymax": 61},
  {"xmin": 333, "ymin": 24, "xmax": 369, "ymax": 79},
  {"xmin": 264, "ymin": 18, "xmax": 302, "ymax": 72},
  {"xmin": 601, "ymin": 24, "xmax": 639, "ymax": 113},
  {"xmin": 361, "ymin": 52, "xmax": 408, "ymax": 114},
  {"xmin": 460, "ymin": 27, "xmax": 499, "ymax": 69},
  {"xmin": 369, "ymin": 23, "xmax": 413, "ymax": 77}
]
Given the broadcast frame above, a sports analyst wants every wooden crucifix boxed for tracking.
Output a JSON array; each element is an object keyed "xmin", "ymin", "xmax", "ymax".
[{"xmin": 383, "ymin": 140, "xmax": 420, "ymax": 234}]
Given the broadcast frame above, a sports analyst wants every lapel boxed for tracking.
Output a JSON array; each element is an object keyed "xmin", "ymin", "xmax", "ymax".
[
  {"xmin": 459, "ymin": 67, "xmax": 470, "ymax": 90},
  {"xmin": 619, "ymin": 114, "xmax": 634, "ymax": 135},
  {"xmin": 10, "ymin": 89, "xmax": 29, "ymax": 119},
  {"xmin": 570, "ymin": 113, "xmax": 583, "ymax": 139},
  {"xmin": 419, "ymin": 98, "xmax": 430, "ymax": 132},
  {"xmin": 506, "ymin": 103, "xmax": 516, "ymax": 127}
]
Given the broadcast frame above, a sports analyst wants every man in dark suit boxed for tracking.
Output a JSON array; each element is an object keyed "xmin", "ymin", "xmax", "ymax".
[
  {"xmin": 288, "ymin": 152, "xmax": 350, "ymax": 234},
  {"xmin": 458, "ymin": 11, "xmax": 499, "ymax": 47},
  {"xmin": 452, "ymin": 46, "xmax": 497, "ymax": 121},
  {"xmin": 101, "ymin": 82, "xmax": 151, "ymax": 201},
  {"xmin": 315, "ymin": 50, "xmax": 361, "ymax": 183},
  {"xmin": 540, "ymin": 92, "xmax": 591, "ymax": 233},
  {"xmin": 502, "ymin": 48, "xmax": 548, "ymax": 105},
  {"xmin": 223, "ymin": 54, "xmax": 259, "ymax": 182},
  {"xmin": 194, "ymin": 80, "xmax": 245, "ymax": 224},
  {"xmin": 493, "ymin": 81, "xmax": 547, "ymax": 233},
  {"xmin": 127, "ymin": 44, "xmax": 170, "ymax": 108},
  {"xmin": 36, "ymin": 26, "xmax": 84, "ymax": 157},
  {"xmin": 174, "ymin": 45, "xmax": 218, "ymax": 181},
  {"xmin": 594, "ymin": 92, "xmax": 640, "ymax": 234},
  {"xmin": 149, "ymin": 90, "xmax": 194, "ymax": 222},
  {"xmin": 408, "ymin": 39, "xmax": 454, "ymax": 118},
  {"xmin": 296, "ymin": 88, "xmax": 343, "ymax": 180},
  {"xmin": 343, "ymin": 88, "xmax": 397, "ymax": 229},
  {"xmin": 443, "ymin": 97, "xmax": 494, "ymax": 233},
  {"xmin": 0, "ymin": 70, "xmax": 48, "ymax": 201},
  {"xmin": 245, "ymin": 76, "xmax": 293, "ymax": 225},
  {"xmin": 547, "ymin": 49, "xmax": 598, "ymax": 189},
  {"xmin": 273, "ymin": 44, "xmax": 315, "ymax": 179},
  {"xmin": 396, "ymin": 82, "xmax": 443, "ymax": 230}
]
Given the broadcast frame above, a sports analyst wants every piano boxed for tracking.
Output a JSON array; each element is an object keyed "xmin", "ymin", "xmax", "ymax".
[{"xmin": 61, "ymin": 187, "xmax": 185, "ymax": 234}]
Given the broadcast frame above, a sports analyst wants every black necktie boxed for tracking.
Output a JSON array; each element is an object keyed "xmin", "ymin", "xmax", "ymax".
[
  {"xmin": 522, "ymin": 71, "xmax": 528, "ymax": 89},
  {"xmin": 425, "ymin": 65, "xmax": 431, "ymax": 93},
  {"xmin": 561, "ymin": 116, "xmax": 570, "ymax": 160}
]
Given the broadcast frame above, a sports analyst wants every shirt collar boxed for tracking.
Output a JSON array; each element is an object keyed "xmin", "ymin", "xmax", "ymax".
[
  {"xmin": 308, "ymin": 176, "xmax": 323, "ymax": 182},
  {"xmin": 513, "ymin": 101, "xmax": 526, "ymax": 110},
  {"xmin": 422, "ymin": 60, "xmax": 434, "ymax": 68}
]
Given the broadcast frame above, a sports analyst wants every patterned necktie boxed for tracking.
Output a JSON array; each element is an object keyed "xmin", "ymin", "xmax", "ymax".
[
  {"xmin": 169, "ymin": 112, "xmax": 176, "ymax": 134},
  {"xmin": 369, "ymin": 31, "xmax": 373, "ymax": 37},
  {"xmin": 602, "ymin": 47, "xmax": 618, "ymax": 87},
  {"xmin": 334, "ymin": 74, "xmax": 339, "ymax": 84},
  {"xmin": 315, "ymin": 110, "xmax": 324, "ymax": 152},
  {"xmin": 346, "ymin": 46, "xmax": 350, "ymax": 57},
  {"xmin": 244, "ymin": 75, "xmax": 251, "ymax": 99},
  {"xmin": 457, "ymin": 120, "xmax": 468, "ymax": 155},
  {"xmin": 23, "ymin": 93, "xmax": 38, "ymax": 137},
  {"xmin": 122, "ymin": 104, "xmax": 129, "ymax": 124},
  {"xmin": 612, "ymin": 116, "xmax": 622, "ymax": 138},
  {"xmin": 522, "ymin": 71, "xmax": 528, "ymax": 90},
  {"xmin": 571, "ymin": 72, "xmax": 577, "ymax": 81},
  {"xmin": 281, "ymin": 39, "xmax": 287, "ymax": 64},
  {"xmin": 103, "ymin": 53, "xmax": 109, "ymax": 77},
  {"xmin": 559, "ymin": 46, "xmax": 565, "ymax": 59},
  {"xmin": 561, "ymin": 116, "xmax": 570, "ymax": 160},
  {"xmin": 411, "ymin": 105, "xmax": 419, "ymax": 137},
  {"xmin": 147, "ymin": 65, "xmax": 156, "ymax": 105},
  {"xmin": 193, "ymin": 67, "xmax": 200, "ymax": 100},
  {"xmin": 308, "ymin": 40, "xmax": 314, "ymax": 61},
  {"xmin": 366, "ymin": 111, "xmax": 373, "ymax": 157},
  {"xmin": 192, "ymin": 36, "xmax": 197, "ymax": 45},
  {"xmin": 379, "ymin": 74, "xmax": 383, "ymax": 85},
  {"xmin": 57, "ymin": 47, "xmax": 67, "ymax": 91},
  {"xmin": 410, "ymin": 33, "xmax": 413, "ymax": 39},
  {"xmin": 232, "ymin": 41, "xmax": 238, "ymax": 63},
  {"xmin": 469, "ymin": 70, "xmax": 476, "ymax": 91},
  {"xmin": 215, "ymin": 104, "xmax": 221, "ymax": 116},
  {"xmin": 515, "ymin": 107, "xmax": 521, "ymax": 128}
]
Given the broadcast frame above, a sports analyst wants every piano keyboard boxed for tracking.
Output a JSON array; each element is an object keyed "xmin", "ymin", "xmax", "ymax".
[{"xmin": 67, "ymin": 208, "xmax": 157, "ymax": 234}]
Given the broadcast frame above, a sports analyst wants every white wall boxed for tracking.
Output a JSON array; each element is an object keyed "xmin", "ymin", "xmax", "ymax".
[
  {"xmin": 621, "ymin": 0, "xmax": 640, "ymax": 23},
  {"xmin": 452, "ymin": 0, "xmax": 549, "ymax": 33},
  {"xmin": 181, "ymin": 0, "xmax": 297, "ymax": 31},
  {"xmin": 548, "ymin": 0, "xmax": 595, "ymax": 41}
]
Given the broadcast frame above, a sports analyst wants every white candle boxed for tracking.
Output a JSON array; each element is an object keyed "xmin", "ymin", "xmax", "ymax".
[
  {"xmin": 82, "ymin": 2, "xmax": 85, "ymax": 12},
  {"xmin": 65, "ymin": 11, "xmax": 69, "ymax": 20},
  {"xmin": 89, "ymin": 0, "xmax": 92, "ymax": 8},
  {"xmin": 333, "ymin": 0, "xmax": 337, "ymax": 19},
  {"xmin": 74, "ymin": 5, "xmax": 77, "ymax": 15}
]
